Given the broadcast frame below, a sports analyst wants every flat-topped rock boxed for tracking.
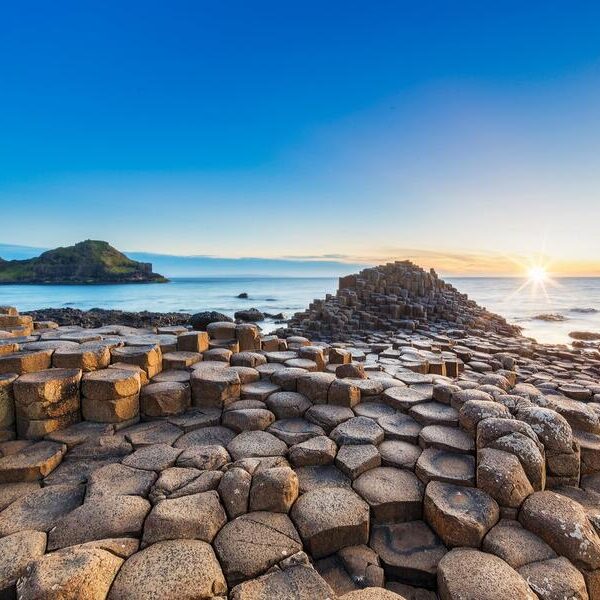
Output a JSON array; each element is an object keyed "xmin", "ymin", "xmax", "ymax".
[
  {"xmin": 222, "ymin": 407, "xmax": 276, "ymax": 432},
  {"xmin": 331, "ymin": 417, "xmax": 384, "ymax": 446},
  {"xmin": 419, "ymin": 425, "xmax": 475, "ymax": 454},
  {"xmin": 18, "ymin": 546, "xmax": 123, "ymax": 600},
  {"xmin": 306, "ymin": 404, "xmax": 354, "ymax": 432},
  {"xmin": 378, "ymin": 439, "xmax": 422, "ymax": 470},
  {"xmin": 140, "ymin": 381, "xmax": 190, "ymax": 417},
  {"xmin": 353, "ymin": 466, "xmax": 423, "ymax": 522},
  {"xmin": 86, "ymin": 463, "xmax": 156, "ymax": 500},
  {"xmin": 378, "ymin": 413, "xmax": 423, "ymax": 443},
  {"xmin": 336, "ymin": 444, "xmax": 381, "ymax": 479},
  {"xmin": 214, "ymin": 511, "xmax": 302, "ymax": 585},
  {"xmin": 295, "ymin": 464, "xmax": 351, "ymax": 494},
  {"xmin": 268, "ymin": 417, "xmax": 325, "ymax": 445},
  {"xmin": 410, "ymin": 402, "xmax": 458, "ymax": 426},
  {"xmin": 0, "ymin": 440, "xmax": 66, "ymax": 482},
  {"xmin": 174, "ymin": 425, "xmax": 236, "ymax": 448},
  {"xmin": 48, "ymin": 493, "xmax": 151, "ymax": 550},
  {"xmin": 227, "ymin": 430, "xmax": 288, "ymax": 460},
  {"xmin": 122, "ymin": 443, "xmax": 182, "ymax": 471},
  {"xmin": 291, "ymin": 487, "xmax": 370, "ymax": 558},
  {"xmin": 230, "ymin": 563, "xmax": 334, "ymax": 600},
  {"xmin": 416, "ymin": 448, "xmax": 475, "ymax": 486},
  {"xmin": 0, "ymin": 530, "xmax": 47, "ymax": 595},
  {"xmin": 142, "ymin": 490, "xmax": 226, "ymax": 546},
  {"xmin": 266, "ymin": 391, "xmax": 312, "ymax": 418},
  {"xmin": 424, "ymin": 481, "xmax": 499, "ymax": 547},
  {"xmin": 108, "ymin": 539, "xmax": 227, "ymax": 600},
  {"xmin": 383, "ymin": 386, "xmax": 432, "ymax": 411},
  {"xmin": 0, "ymin": 483, "xmax": 84, "ymax": 536},
  {"xmin": 437, "ymin": 548, "xmax": 537, "ymax": 599},
  {"xmin": 370, "ymin": 520, "xmax": 447, "ymax": 588},
  {"xmin": 82, "ymin": 368, "xmax": 141, "ymax": 400},
  {"xmin": 289, "ymin": 436, "xmax": 337, "ymax": 466}
]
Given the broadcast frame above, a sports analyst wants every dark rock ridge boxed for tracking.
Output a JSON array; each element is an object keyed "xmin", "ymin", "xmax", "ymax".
[
  {"xmin": 23, "ymin": 308, "xmax": 190, "ymax": 329},
  {"xmin": 284, "ymin": 260, "xmax": 522, "ymax": 341},
  {"xmin": 0, "ymin": 240, "xmax": 168, "ymax": 284}
]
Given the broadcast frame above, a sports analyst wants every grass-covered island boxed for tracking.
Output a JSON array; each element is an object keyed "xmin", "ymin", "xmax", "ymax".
[{"xmin": 0, "ymin": 240, "xmax": 168, "ymax": 284}]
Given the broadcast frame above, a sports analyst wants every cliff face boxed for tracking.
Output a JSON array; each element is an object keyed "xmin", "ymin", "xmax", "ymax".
[{"xmin": 0, "ymin": 240, "xmax": 168, "ymax": 284}]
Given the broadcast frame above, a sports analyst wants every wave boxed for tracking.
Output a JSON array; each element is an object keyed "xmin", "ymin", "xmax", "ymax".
[{"xmin": 570, "ymin": 307, "xmax": 599, "ymax": 314}]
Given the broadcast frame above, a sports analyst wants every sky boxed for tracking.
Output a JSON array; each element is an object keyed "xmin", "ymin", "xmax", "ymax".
[{"xmin": 1, "ymin": 1, "xmax": 599, "ymax": 276}]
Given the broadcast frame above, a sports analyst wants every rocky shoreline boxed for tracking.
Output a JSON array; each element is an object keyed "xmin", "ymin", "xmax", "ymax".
[{"xmin": 1, "ymin": 262, "xmax": 600, "ymax": 599}]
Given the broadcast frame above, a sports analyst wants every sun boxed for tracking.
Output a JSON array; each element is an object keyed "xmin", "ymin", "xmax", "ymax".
[{"xmin": 528, "ymin": 266, "xmax": 547, "ymax": 283}]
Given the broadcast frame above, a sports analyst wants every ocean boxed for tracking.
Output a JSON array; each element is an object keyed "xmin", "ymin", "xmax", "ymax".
[{"xmin": 1, "ymin": 276, "xmax": 598, "ymax": 345}]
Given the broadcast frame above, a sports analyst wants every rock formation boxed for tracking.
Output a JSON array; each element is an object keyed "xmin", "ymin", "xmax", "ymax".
[{"xmin": 0, "ymin": 265, "xmax": 599, "ymax": 599}]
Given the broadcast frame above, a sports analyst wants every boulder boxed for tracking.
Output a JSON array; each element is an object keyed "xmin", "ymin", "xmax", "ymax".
[
  {"xmin": 353, "ymin": 467, "xmax": 423, "ymax": 522},
  {"xmin": 482, "ymin": 519, "xmax": 556, "ymax": 569},
  {"xmin": 424, "ymin": 481, "xmax": 499, "ymax": 547},
  {"xmin": 108, "ymin": 539, "xmax": 227, "ymax": 599},
  {"xmin": 142, "ymin": 490, "xmax": 226, "ymax": 546},
  {"xmin": 291, "ymin": 487, "xmax": 370, "ymax": 558},
  {"xmin": 477, "ymin": 448, "xmax": 533, "ymax": 508},
  {"xmin": 0, "ymin": 530, "xmax": 47, "ymax": 595},
  {"xmin": 18, "ymin": 547, "xmax": 123, "ymax": 600},
  {"xmin": 370, "ymin": 520, "xmax": 447, "ymax": 587},
  {"xmin": 214, "ymin": 511, "xmax": 302, "ymax": 585},
  {"xmin": 249, "ymin": 466, "xmax": 299, "ymax": 512},
  {"xmin": 47, "ymin": 494, "xmax": 151, "ymax": 550},
  {"xmin": 437, "ymin": 548, "xmax": 537, "ymax": 599},
  {"xmin": 519, "ymin": 490, "xmax": 600, "ymax": 571}
]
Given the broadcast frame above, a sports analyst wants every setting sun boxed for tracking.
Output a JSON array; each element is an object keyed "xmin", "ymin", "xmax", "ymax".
[{"xmin": 528, "ymin": 266, "xmax": 548, "ymax": 283}]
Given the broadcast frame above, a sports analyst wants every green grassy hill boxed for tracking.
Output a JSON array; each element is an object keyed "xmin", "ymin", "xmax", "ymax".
[{"xmin": 0, "ymin": 240, "xmax": 168, "ymax": 284}]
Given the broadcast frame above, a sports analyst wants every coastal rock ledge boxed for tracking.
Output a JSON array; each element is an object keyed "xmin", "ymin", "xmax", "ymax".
[{"xmin": 0, "ymin": 262, "xmax": 599, "ymax": 599}]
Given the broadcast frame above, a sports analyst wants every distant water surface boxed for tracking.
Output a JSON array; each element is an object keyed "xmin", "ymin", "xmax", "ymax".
[
  {"xmin": 1, "ymin": 276, "xmax": 599, "ymax": 344},
  {"xmin": 448, "ymin": 277, "xmax": 600, "ymax": 345}
]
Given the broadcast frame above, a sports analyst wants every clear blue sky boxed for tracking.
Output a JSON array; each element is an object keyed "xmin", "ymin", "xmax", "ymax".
[{"xmin": 1, "ymin": 1, "xmax": 599, "ymax": 274}]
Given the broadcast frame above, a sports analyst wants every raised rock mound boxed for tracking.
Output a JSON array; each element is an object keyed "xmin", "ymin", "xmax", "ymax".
[{"xmin": 285, "ymin": 261, "xmax": 521, "ymax": 341}]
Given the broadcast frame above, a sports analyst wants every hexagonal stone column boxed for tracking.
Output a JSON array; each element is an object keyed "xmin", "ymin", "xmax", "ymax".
[{"xmin": 291, "ymin": 487, "xmax": 369, "ymax": 558}]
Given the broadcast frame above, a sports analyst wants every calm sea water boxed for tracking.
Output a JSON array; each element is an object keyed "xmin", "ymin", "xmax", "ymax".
[{"xmin": 1, "ymin": 276, "xmax": 599, "ymax": 344}]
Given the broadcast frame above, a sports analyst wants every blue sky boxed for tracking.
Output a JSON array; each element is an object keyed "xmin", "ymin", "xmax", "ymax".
[{"xmin": 1, "ymin": 1, "xmax": 599, "ymax": 275}]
